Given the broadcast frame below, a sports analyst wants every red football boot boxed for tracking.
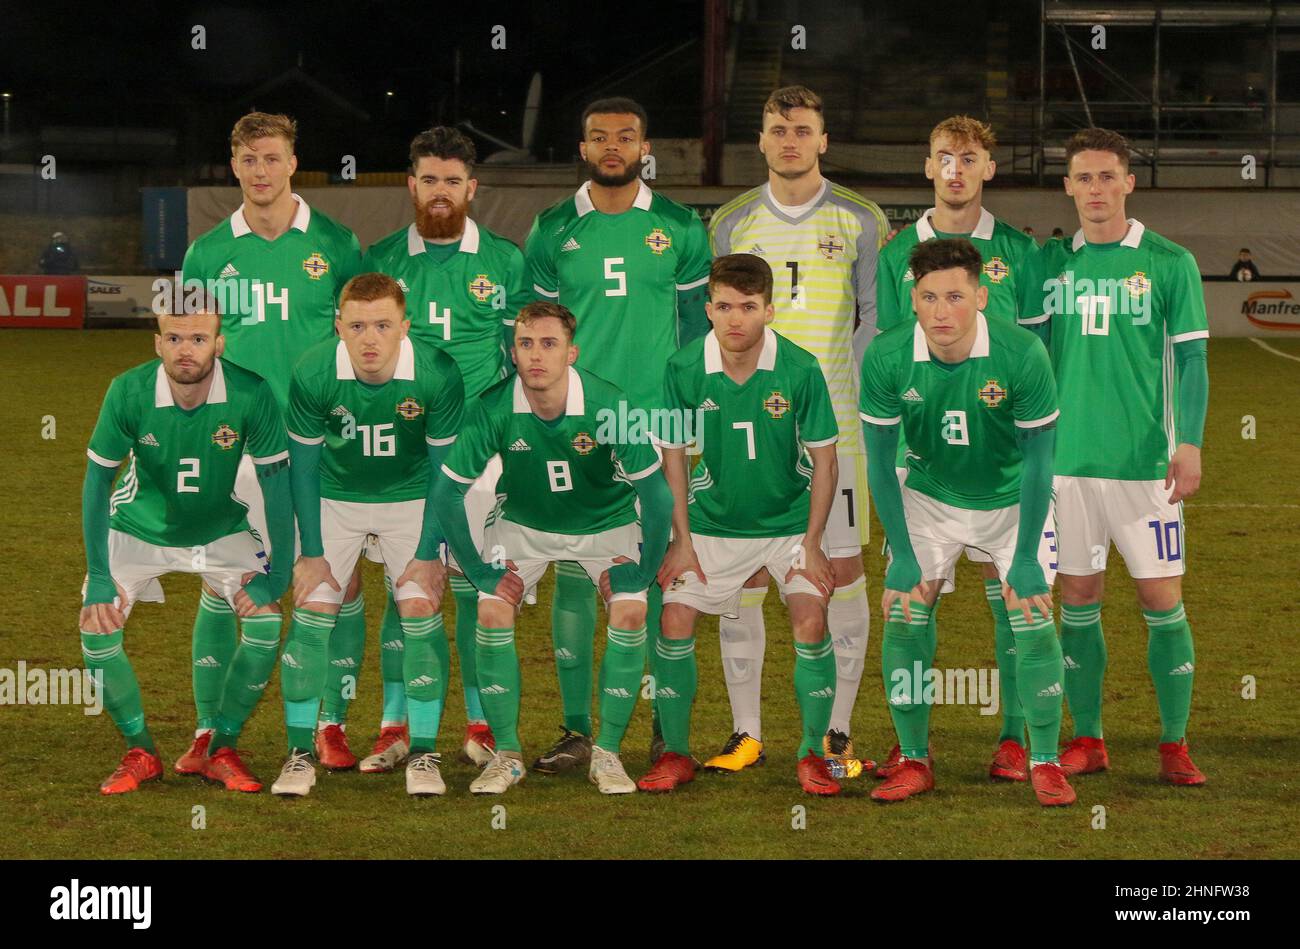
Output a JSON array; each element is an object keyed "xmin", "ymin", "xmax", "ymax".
[
  {"xmin": 1158, "ymin": 739, "xmax": 1207, "ymax": 786},
  {"xmin": 315, "ymin": 723, "xmax": 357, "ymax": 770},
  {"xmin": 874, "ymin": 743, "xmax": 902, "ymax": 779},
  {"xmin": 636, "ymin": 752, "xmax": 697, "ymax": 793},
  {"xmin": 797, "ymin": 753, "xmax": 841, "ymax": 796},
  {"xmin": 1030, "ymin": 761, "xmax": 1077, "ymax": 806},
  {"xmin": 460, "ymin": 722, "xmax": 496, "ymax": 767},
  {"xmin": 359, "ymin": 725, "xmax": 410, "ymax": 773},
  {"xmin": 201, "ymin": 747, "xmax": 262, "ymax": 792},
  {"xmin": 870, "ymin": 758, "xmax": 935, "ymax": 802},
  {"xmin": 173, "ymin": 731, "xmax": 212, "ymax": 775},
  {"xmin": 1059, "ymin": 736, "xmax": 1109, "ymax": 775},
  {"xmin": 989, "ymin": 739, "xmax": 1028, "ymax": 782},
  {"xmin": 101, "ymin": 747, "xmax": 164, "ymax": 795}
]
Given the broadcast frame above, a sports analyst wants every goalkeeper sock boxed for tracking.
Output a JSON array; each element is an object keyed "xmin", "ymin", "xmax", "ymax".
[
  {"xmin": 190, "ymin": 590, "xmax": 236, "ymax": 732},
  {"xmin": 281, "ymin": 607, "xmax": 335, "ymax": 753},
  {"xmin": 986, "ymin": 580, "xmax": 1027, "ymax": 745},
  {"xmin": 320, "ymin": 592, "xmax": 365, "ymax": 726},
  {"xmin": 451, "ymin": 574, "xmax": 486, "ymax": 721},
  {"xmin": 1009, "ymin": 607, "xmax": 1064, "ymax": 765},
  {"xmin": 1145, "ymin": 602, "xmax": 1195, "ymax": 744},
  {"xmin": 653, "ymin": 634, "xmax": 696, "ymax": 755},
  {"xmin": 475, "ymin": 623, "xmax": 521, "ymax": 753},
  {"xmin": 827, "ymin": 576, "xmax": 869, "ymax": 735},
  {"xmin": 719, "ymin": 586, "xmax": 767, "ymax": 739},
  {"xmin": 378, "ymin": 601, "xmax": 407, "ymax": 727},
  {"xmin": 794, "ymin": 635, "xmax": 836, "ymax": 758},
  {"xmin": 81, "ymin": 628, "xmax": 155, "ymax": 753},
  {"xmin": 595, "ymin": 624, "xmax": 646, "ymax": 753},
  {"xmin": 1060, "ymin": 602, "xmax": 1106, "ymax": 739},
  {"xmin": 403, "ymin": 613, "xmax": 449, "ymax": 755},
  {"xmin": 882, "ymin": 600, "xmax": 933, "ymax": 760},
  {"xmin": 550, "ymin": 563, "xmax": 596, "ymax": 736},
  {"xmin": 209, "ymin": 612, "xmax": 282, "ymax": 753}
]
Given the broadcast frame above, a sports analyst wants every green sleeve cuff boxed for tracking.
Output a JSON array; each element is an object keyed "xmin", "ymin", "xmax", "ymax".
[
  {"xmin": 289, "ymin": 439, "xmax": 324, "ymax": 558},
  {"xmin": 434, "ymin": 469, "xmax": 504, "ymax": 593},
  {"xmin": 863, "ymin": 422, "xmax": 922, "ymax": 593},
  {"xmin": 611, "ymin": 471, "xmax": 673, "ymax": 593},
  {"xmin": 247, "ymin": 460, "xmax": 294, "ymax": 604},
  {"xmin": 81, "ymin": 459, "xmax": 119, "ymax": 606},
  {"xmin": 1175, "ymin": 338, "xmax": 1209, "ymax": 448},
  {"xmin": 676, "ymin": 286, "xmax": 711, "ymax": 347},
  {"xmin": 416, "ymin": 442, "xmax": 454, "ymax": 561},
  {"xmin": 1007, "ymin": 424, "xmax": 1055, "ymax": 598}
]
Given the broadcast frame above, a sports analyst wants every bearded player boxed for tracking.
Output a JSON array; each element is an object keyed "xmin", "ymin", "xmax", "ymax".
[
  {"xmin": 706, "ymin": 86, "xmax": 888, "ymax": 770},
  {"xmin": 178, "ymin": 112, "xmax": 364, "ymax": 776}
]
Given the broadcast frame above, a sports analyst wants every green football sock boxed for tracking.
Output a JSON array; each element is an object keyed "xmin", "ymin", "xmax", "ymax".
[
  {"xmin": 1008, "ymin": 607, "xmax": 1064, "ymax": 765},
  {"xmin": 209, "ymin": 612, "xmax": 282, "ymax": 753},
  {"xmin": 451, "ymin": 574, "xmax": 486, "ymax": 721},
  {"xmin": 191, "ymin": 590, "xmax": 236, "ymax": 732},
  {"xmin": 550, "ymin": 563, "xmax": 596, "ymax": 735},
  {"xmin": 403, "ymin": 613, "xmax": 449, "ymax": 754},
  {"xmin": 281, "ymin": 607, "xmax": 335, "ymax": 753},
  {"xmin": 378, "ymin": 600, "xmax": 407, "ymax": 727},
  {"xmin": 882, "ymin": 600, "xmax": 933, "ymax": 760},
  {"xmin": 1145, "ymin": 602, "xmax": 1195, "ymax": 744},
  {"xmin": 793, "ymin": 635, "xmax": 836, "ymax": 759},
  {"xmin": 475, "ymin": 622, "xmax": 521, "ymax": 753},
  {"xmin": 646, "ymin": 584, "xmax": 663, "ymax": 736},
  {"xmin": 81, "ymin": 628, "xmax": 154, "ymax": 753},
  {"xmin": 320, "ymin": 592, "xmax": 366, "ymax": 726},
  {"xmin": 595, "ymin": 624, "xmax": 646, "ymax": 753},
  {"xmin": 653, "ymin": 634, "xmax": 696, "ymax": 755},
  {"xmin": 986, "ymin": 580, "xmax": 1026, "ymax": 745},
  {"xmin": 1061, "ymin": 602, "xmax": 1106, "ymax": 739}
]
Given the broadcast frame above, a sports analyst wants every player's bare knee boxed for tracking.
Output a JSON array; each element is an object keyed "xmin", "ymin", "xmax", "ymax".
[
  {"xmin": 1059, "ymin": 573, "xmax": 1103, "ymax": 606},
  {"xmin": 303, "ymin": 600, "xmax": 342, "ymax": 616},
  {"xmin": 980, "ymin": 560, "xmax": 1000, "ymax": 581},
  {"xmin": 831, "ymin": 555, "xmax": 864, "ymax": 586},
  {"xmin": 1135, "ymin": 576, "xmax": 1182, "ymax": 613},
  {"xmin": 396, "ymin": 596, "xmax": 435, "ymax": 618},
  {"xmin": 607, "ymin": 600, "xmax": 646, "ymax": 630},
  {"xmin": 477, "ymin": 599, "xmax": 514, "ymax": 629},
  {"xmin": 249, "ymin": 602, "xmax": 281, "ymax": 616},
  {"xmin": 788, "ymin": 598, "xmax": 826, "ymax": 643},
  {"xmin": 660, "ymin": 603, "xmax": 697, "ymax": 639}
]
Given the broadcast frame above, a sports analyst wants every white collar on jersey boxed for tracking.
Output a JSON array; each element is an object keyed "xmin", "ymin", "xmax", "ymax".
[
  {"xmin": 512, "ymin": 366, "xmax": 585, "ymax": 415},
  {"xmin": 704, "ymin": 326, "xmax": 778, "ymax": 373},
  {"xmin": 913, "ymin": 312, "xmax": 990, "ymax": 362},
  {"xmin": 334, "ymin": 337, "xmax": 416, "ymax": 381},
  {"xmin": 230, "ymin": 193, "xmax": 311, "ymax": 238},
  {"xmin": 1072, "ymin": 218, "xmax": 1144, "ymax": 252},
  {"xmin": 155, "ymin": 357, "xmax": 228, "ymax": 407},
  {"xmin": 406, "ymin": 217, "xmax": 481, "ymax": 256},
  {"xmin": 762, "ymin": 179, "xmax": 827, "ymax": 219},
  {"xmin": 574, "ymin": 179, "xmax": 654, "ymax": 217},
  {"xmin": 916, "ymin": 206, "xmax": 996, "ymax": 242}
]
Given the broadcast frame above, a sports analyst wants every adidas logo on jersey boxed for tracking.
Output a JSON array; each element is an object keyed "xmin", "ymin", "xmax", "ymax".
[
  {"xmin": 561, "ymin": 237, "xmax": 581, "ymax": 252},
  {"xmin": 698, "ymin": 398, "xmax": 720, "ymax": 412},
  {"xmin": 381, "ymin": 639, "xmax": 404, "ymax": 651},
  {"xmin": 902, "ymin": 388, "xmax": 924, "ymax": 403},
  {"xmin": 748, "ymin": 244, "xmax": 764, "ymax": 255},
  {"xmin": 509, "ymin": 438, "xmax": 531, "ymax": 451},
  {"xmin": 408, "ymin": 674, "xmax": 435, "ymax": 688},
  {"xmin": 193, "ymin": 655, "xmax": 220, "ymax": 668},
  {"xmin": 281, "ymin": 654, "xmax": 302, "ymax": 669},
  {"xmin": 138, "ymin": 432, "xmax": 159, "ymax": 447},
  {"xmin": 1170, "ymin": 662, "xmax": 1195, "ymax": 676},
  {"xmin": 1037, "ymin": 681, "xmax": 1064, "ymax": 697},
  {"xmin": 396, "ymin": 278, "xmax": 410, "ymax": 292},
  {"xmin": 655, "ymin": 686, "xmax": 680, "ymax": 699},
  {"xmin": 220, "ymin": 263, "xmax": 240, "ymax": 278},
  {"xmin": 330, "ymin": 404, "xmax": 351, "ymax": 417},
  {"xmin": 602, "ymin": 687, "xmax": 632, "ymax": 699},
  {"xmin": 480, "ymin": 683, "xmax": 508, "ymax": 695},
  {"xmin": 329, "ymin": 657, "xmax": 357, "ymax": 668},
  {"xmin": 807, "ymin": 687, "xmax": 834, "ymax": 698},
  {"xmin": 1063, "ymin": 655, "xmax": 1081, "ymax": 670},
  {"xmin": 554, "ymin": 647, "xmax": 576, "ymax": 660}
]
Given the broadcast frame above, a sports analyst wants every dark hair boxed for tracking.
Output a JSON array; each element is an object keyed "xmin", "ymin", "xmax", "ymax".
[
  {"xmin": 909, "ymin": 238, "xmax": 983, "ymax": 286},
  {"xmin": 340, "ymin": 272, "xmax": 406, "ymax": 311},
  {"xmin": 764, "ymin": 85, "xmax": 824, "ymax": 131},
  {"xmin": 581, "ymin": 97, "xmax": 648, "ymax": 138},
  {"xmin": 409, "ymin": 126, "xmax": 477, "ymax": 175},
  {"xmin": 709, "ymin": 254, "xmax": 773, "ymax": 305},
  {"xmin": 1065, "ymin": 127, "xmax": 1131, "ymax": 174},
  {"xmin": 1239, "ymin": 247, "xmax": 1251, "ymax": 254},
  {"xmin": 1051, "ymin": 227, "xmax": 1065, "ymax": 237},
  {"xmin": 517, "ymin": 301, "xmax": 577, "ymax": 341}
]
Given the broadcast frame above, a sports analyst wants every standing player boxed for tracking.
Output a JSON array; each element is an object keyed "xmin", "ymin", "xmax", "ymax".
[
  {"xmin": 861, "ymin": 239, "xmax": 1072, "ymax": 806},
  {"xmin": 873, "ymin": 116, "xmax": 1049, "ymax": 782},
  {"xmin": 650, "ymin": 254, "xmax": 843, "ymax": 795},
  {"xmin": 1046, "ymin": 129, "xmax": 1209, "ymax": 785},
  {"xmin": 524, "ymin": 97, "xmax": 711, "ymax": 772},
  {"xmin": 179, "ymin": 112, "xmax": 364, "ymax": 775},
  {"xmin": 81, "ymin": 302, "xmax": 293, "ymax": 794},
  {"xmin": 433, "ymin": 302, "xmax": 673, "ymax": 795},
  {"xmin": 359, "ymin": 127, "xmax": 527, "ymax": 773},
  {"xmin": 706, "ymin": 86, "xmax": 887, "ymax": 769},
  {"xmin": 272, "ymin": 274, "xmax": 464, "ymax": 797}
]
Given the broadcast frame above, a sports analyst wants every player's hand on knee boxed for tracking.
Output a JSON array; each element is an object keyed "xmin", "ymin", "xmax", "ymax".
[
  {"xmin": 1006, "ymin": 582, "xmax": 1054, "ymax": 625},
  {"xmin": 658, "ymin": 539, "xmax": 704, "ymax": 591},
  {"xmin": 600, "ymin": 556, "xmax": 635, "ymax": 603},
  {"xmin": 881, "ymin": 587, "xmax": 914, "ymax": 624},
  {"xmin": 293, "ymin": 555, "xmax": 340, "ymax": 607},
  {"xmin": 492, "ymin": 562, "xmax": 524, "ymax": 607},
  {"xmin": 1165, "ymin": 443, "xmax": 1202, "ymax": 504},
  {"xmin": 787, "ymin": 543, "xmax": 834, "ymax": 600},
  {"xmin": 80, "ymin": 580, "xmax": 129, "ymax": 632},
  {"xmin": 397, "ymin": 558, "xmax": 446, "ymax": 610}
]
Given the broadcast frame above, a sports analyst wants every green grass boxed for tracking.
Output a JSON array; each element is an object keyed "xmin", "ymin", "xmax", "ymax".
[{"xmin": 1, "ymin": 330, "xmax": 1298, "ymax": 859}]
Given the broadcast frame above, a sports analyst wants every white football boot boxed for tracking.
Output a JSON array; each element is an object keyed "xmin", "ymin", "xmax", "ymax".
[
  {"xmin": 469, "ymin": 751, "xmax": 526, "ymax": 795},
  {"xmin": 271, "ymin": 751, "xmax": 317, "ymax": 797},
  {"xmin": 405, "ymin": 752, "xmax": 447, "ymax": 797},
  {"xmin": 589, "ymin": 745, "xmax": 636, "ymax": 795}
]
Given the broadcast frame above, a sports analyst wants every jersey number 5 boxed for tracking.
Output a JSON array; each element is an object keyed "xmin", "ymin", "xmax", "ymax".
[{"xmin": 604, "ymin": 258, "xmax": 627, "ymax": 297}]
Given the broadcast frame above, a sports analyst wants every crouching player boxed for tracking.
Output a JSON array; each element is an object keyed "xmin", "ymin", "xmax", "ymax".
[
  {"xmin": 649, "ymin": 254, "xmax": 843, "ymax": 795},
  {"xmin": 81, "ymin": 300, "xmax": 293, "ymax": 794},
  {"xmin": 861, "ymin": 239, "xmax": 1073, "ymax": 806},
  {"xmin": 274, "ymin": 273, "xmax": 464, "ymax": 797},
  {"xmin": 434, "ymin": 302, "xmax": 673, "ymax": 796}
]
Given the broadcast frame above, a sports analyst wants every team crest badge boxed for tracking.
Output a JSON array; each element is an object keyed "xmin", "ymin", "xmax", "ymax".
[
  {"xmin": 1124, "ymin": 271, "xmax": 1151, "ymax": 297},
  {"xmin": 763, "ymin": 391, "xmax": 791, "ymax": 419},
  {"xmin": 983, "ymin": 256, "xmax": 1009, "ymax": 284},
  {"xmin": 396, "ymin": 396, "xmax": 424, "ymax": 420},
  {"xmin": 302, "ymin": 253, "xmax": 329, "ymax": 280},
  {"xmin": 977, "ymin": 379, "xmax": 1007, "ymax": 408},
  {"xmin": 212, "ymin": 423, "xmax": 240, "ymax": 449},
  {"xmin": 669, "ymin": 575, "xmax": 687, "ymax": 591},
  {"xmin": 571, "ymin": 432, "xmax": 596, "ymax": 455},
  {"xmin": 645, "ymin": 228, "xmax": 672, "ymax": 255},
  {"xmin": 469, "ymin": 274, "xmax": 496, "ymax": 302},
  {"xmin": 817, "ymin": 233, "xmax": 844, "ymax": 260}
]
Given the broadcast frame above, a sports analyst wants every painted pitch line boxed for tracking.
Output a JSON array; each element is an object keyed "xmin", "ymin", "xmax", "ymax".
[{"xmin": 1249, "ymin": 337, "xmax": 1300, "ymax": 363}]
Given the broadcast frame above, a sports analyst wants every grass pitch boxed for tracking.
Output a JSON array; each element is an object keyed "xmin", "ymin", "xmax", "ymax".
[{"xmin": 1, "ymin": 330, "xmax": 1297, "ymax": 859}]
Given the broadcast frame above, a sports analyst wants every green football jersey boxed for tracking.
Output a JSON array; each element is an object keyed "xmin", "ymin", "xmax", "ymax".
[
  {"xmin": 525, "ymin": 180, "xmax": 711, "ymax": 413},
  {"xmin": 877, "ymin": 208, "xmax": 1046, "ymax": 333},
  {"xmin": 1044, "ymin": 219, "xmax": 1209, "ymax": 480},
  {"xmin": 860, "ymin": 313, "xmax": 1059, "ymax": 511},
  {"xmin": 87, "ymin": 358, "xmax": 288, "ymax": 547},
  {"xmin": 361, "ymin": 218, "xmax": 527, "ymax": 398},
  {"xmin": 287, "ymin": 337, "xmax": 464, "ymax": 503},
  {"xmin": 663, "ymin": 328, "xmax": 839, "ymax": 538},
  {"xmin": 181, "ymin": 195, "xmax": 363, "ymax": 409},
  {"xmin": 442, "ymin": 367, "xmax": 660, "ymax": 535}
]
